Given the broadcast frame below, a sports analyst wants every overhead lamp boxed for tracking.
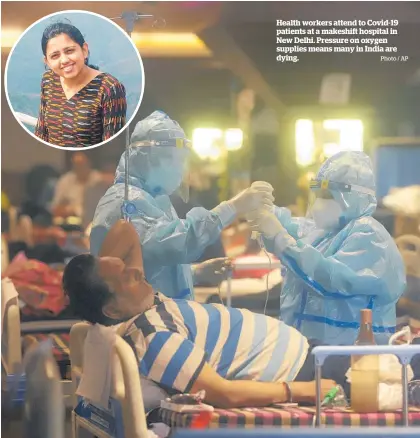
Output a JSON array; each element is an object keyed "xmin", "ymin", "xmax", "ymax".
[
  {"xmin": 323, "ymin": 119, "xmax": 364, "ymax": 157},
  {"xmin": 1, "ymin": 28, "xmax": 211, "ymax": 57},
  {"xmin": 224, "ymin": 128, "xmax": 243, "ymax": 151},
  {"xmin": 132, "ymin": 32, "xmax": 211, "ymax": 57},
  {"xmin": 295, "ymin": 118, "xmax": 364, "ymax": 164},
  {"xmin": 1, "ymin": 29, "xmax": 21, "ymax": 48},
  {"xmin": 192, "ymin": 128, "xmax": 223, "ymax": 160},
  {"xmin": 192, "ymin": 127, "xmax": 244, "ymax": 160}
]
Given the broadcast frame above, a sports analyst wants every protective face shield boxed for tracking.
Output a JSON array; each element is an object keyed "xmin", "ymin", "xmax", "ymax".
[
  {"xmin": 305, "ymin": 178, "xmax": 375, "ymax": 232},
  {"xmin": 130, "ymin": 136, "xmax": 191, "ymax": 202}
]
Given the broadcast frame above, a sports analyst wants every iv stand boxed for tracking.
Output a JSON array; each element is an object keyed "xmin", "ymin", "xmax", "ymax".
[{"xmin": 110, "ymin": 12, "xmax": 166, "ymax": 215}]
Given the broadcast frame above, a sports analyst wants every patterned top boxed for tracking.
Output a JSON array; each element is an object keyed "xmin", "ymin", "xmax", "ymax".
[
  {"xmin": 121, "ymin": 293, "xmax": 309, "ymax": 394},
  {"xmin": 35, "ymin": 70, "xmax": 127, "ymax": 148}
]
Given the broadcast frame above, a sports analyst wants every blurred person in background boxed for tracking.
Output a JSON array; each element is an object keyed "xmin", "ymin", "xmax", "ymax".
[
  {"xmin": 82, "ymin": 157, "xmax": 118, "ymax": 229},
  {"xmin": 52, "ymin": 152, "xmax": 101, "ymax": 219},
  {"xmin": 20, "ymin": 164, "xmax": 60, "ymax": 224},
  {"xmin": 2, "ymin": 182, "xmax": 69, "ymax": 263},
  {"xmin": 2, "ymin": 200, "xmax": 71, "ymax": 265},
  {"xmin": 249, "ymin": 151, "xmax": 405, "ymax": 345},
  {"xmin": 90, "ymin": 111, "xmax": 274, "ymax": 300}
]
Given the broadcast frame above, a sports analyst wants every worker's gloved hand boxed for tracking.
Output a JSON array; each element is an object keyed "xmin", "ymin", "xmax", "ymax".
[
  {"xmin": 249, "ymin": 210, "xmax": 285, "ymax": 239},
  {"xmin": 250, "ymin": 210, "xmax": 297, "ymax": 251},
  {"xmin": 246, "ymin": 203, "xmax": 275, "ymax": 223},
  {"xmin": 229, "ymin": 181, "xmax": 274, "ymax": 216},
  {"xmin": 193, "ymin": 257, "xmax": 232, "ymax": 286},
  {"xmin": 250, "ymin": 181, "xmax": 274, "ymax": 194}
]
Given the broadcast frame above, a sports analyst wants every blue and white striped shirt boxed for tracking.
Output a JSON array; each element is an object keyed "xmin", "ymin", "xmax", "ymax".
[{"xmin": 122, "ymin": 293, "xmax": 309, "ymax": 393}]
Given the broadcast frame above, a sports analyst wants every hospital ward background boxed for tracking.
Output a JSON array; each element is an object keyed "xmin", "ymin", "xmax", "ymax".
[{"xmin": 2, "ymin": 1, "xmax": 420, "ymax": 438}]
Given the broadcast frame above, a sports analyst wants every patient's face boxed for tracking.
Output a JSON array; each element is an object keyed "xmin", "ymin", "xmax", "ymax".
[{"xmin": 98, "ymin": 257, "xmax": 151, "ymax": 319}]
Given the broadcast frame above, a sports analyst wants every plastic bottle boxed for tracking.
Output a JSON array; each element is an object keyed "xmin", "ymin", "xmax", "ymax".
[{"xmin": 350, "ymin": 309, "xmax": 380, "ymax": 413}]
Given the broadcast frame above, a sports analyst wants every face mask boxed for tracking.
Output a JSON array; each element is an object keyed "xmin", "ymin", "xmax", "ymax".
[
  {"xmin": 146, "ymin": 166, "xmax": 184, "ymax": 196},
  {"xmin": 145, "ymin": 147, "xmax": 189, "ymax": 197},
  {"xmin": 311, "ymin": 198, "xmax": 343, "ymax": 229}
]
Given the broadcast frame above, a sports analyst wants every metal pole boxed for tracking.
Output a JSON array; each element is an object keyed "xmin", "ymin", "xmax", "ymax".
[
  {"xmin": 402, "ymin": 364, "xmax": 409, "ymax": 426},
  {"xmin": 315, "ymin": 363, "xmax": 322, "ymax": 427},
  {"xmin": 120, "ymin": 13, "xmax": 136, "ymax": 208},
  {"xmin": 124, "ymin": 114, "xmax": 130, "ymax": 204},
  {"xmin": 124, "ymin": 26, "xmax": 132, "ymax": 206},
  {"xmin": 110, "ymin": 12, "xmax": 166, "ymax": 209}
]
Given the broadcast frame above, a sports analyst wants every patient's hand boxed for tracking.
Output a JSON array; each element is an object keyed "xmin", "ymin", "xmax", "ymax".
[
  {"xmin": 193, "ymin": 257, "xmax": 232, "ymax": 286},
  {"xmin": 289, "ymin": 379, "xmax": 337, "ymax": 404}
]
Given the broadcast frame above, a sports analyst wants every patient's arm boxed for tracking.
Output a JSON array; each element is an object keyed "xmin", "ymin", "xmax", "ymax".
[
  {"xmin": 98, "ymin": 219, "xmax": 143, "ymax": 269},
  {"xmin": 136, "ymin": 329, "xmax": 337, "ymax": 408},
  {"xmin": 191, "ymin": 363, "xmax": 336, "ymax": 408}
]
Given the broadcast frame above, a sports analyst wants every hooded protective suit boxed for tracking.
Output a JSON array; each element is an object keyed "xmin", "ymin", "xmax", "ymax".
[
  {"xmin": 266, "ymin": 151, "xmax": 406, "ymax": 345},
  {"xmin": 90, "ymin": 111, "xmax": 236, "ymax": 299}
]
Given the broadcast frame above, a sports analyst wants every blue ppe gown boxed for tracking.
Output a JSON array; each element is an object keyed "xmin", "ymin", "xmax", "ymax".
[
  {"xmin": 265, "ymin": 151, "xmax": 406, "ymax": 345},
  {"xmin": 90, "ymin": 111, "xmax": 236, "ymax": 299}
]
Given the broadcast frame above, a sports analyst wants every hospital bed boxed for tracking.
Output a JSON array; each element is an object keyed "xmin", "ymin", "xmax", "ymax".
[
  {"xmin": 2, "ymin": 278, "xmax": 22, "ymax": 373},
  {"xmin": 2, "ymin": 208, "xmax": 82, "ymax": 382},
  {"xmin": 70, "ymin": 322, "xmax": 149, "ymax": 438},
  {"xmin": 67, "ymin": 322, "xmax": 420, "ymax": 436},
  {"xmin": 161, "ymin": 246, "xmax": 420, "ymax": 431},
  {"xmin": 160, "ymin": 345, "xmax": 420, "ymax": 430},
  {"xmin": 14, "ymin": 301, "xmax": 77, "ymax": 383},
  {"xmin": 160, "ymin": 402, "xmax": 420, "ymax": 429},
  {"xmin": 172, "ymin": 429, "xmax": 420, "ymax": 438},
  {"xmin": 2, "ymin": 338, "xmax": 66, "ymax": 438},
  {"xmin": 2, "ymin": 278, "xmax": 77, "ymax": 406}
]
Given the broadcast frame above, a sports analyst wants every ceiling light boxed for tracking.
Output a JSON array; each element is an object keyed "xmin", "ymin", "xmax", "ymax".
[{"xmin": 1, "ymin": 28, "xmax": 212, "ymax": 57}]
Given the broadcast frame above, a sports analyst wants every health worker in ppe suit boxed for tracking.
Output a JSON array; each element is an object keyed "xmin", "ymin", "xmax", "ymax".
[
  {"xmin": 90, "ymin": 111, "xmax": 274, "ymax": 300},
  {"xmin": 249, "ymin": 151, "xmax": 406, "ymax": 345}
]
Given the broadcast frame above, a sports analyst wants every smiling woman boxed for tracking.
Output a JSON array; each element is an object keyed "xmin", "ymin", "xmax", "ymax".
[{"xmin": 35, "ymin": 22, "xmax": 127, "ymax": 148}]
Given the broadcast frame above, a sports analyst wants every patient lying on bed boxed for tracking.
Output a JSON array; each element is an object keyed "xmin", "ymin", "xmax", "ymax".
[{"xmin": 63, "ymin": 220, "xmax": 420, "ymax": 409}]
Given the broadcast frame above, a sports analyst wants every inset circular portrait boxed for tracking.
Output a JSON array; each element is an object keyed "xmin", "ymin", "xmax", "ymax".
[{"xmin": 5, "ymin": 10, "xmax": 144, "ymax": 150}]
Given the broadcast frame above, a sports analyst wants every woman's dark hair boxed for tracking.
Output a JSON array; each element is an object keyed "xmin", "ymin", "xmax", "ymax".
[
  {"xmin": 62, "ymin": 253, "xmax": 114, "ymax": 325},
  {"xmin": 41, "ymin": 22, "xmax": 99, "ymax": 70}
]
